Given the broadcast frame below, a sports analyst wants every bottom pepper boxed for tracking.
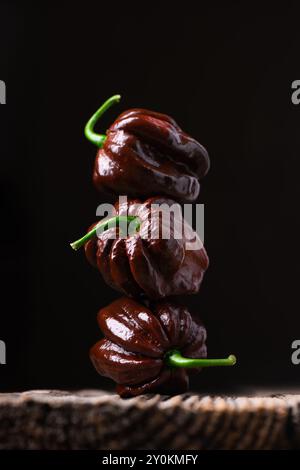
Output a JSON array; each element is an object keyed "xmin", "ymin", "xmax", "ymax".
[{"xmin": 90, "ymin": 297, "xmax": 236, "ymax": 397}]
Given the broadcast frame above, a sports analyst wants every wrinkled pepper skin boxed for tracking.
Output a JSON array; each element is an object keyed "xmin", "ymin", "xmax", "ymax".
[
  {"xmin": 93, "ymin": 108, "xmax": 210, "ymax": 202},
  {"xmin": 90, "ymin": 297, "xmax": 207, "ymax": 397},
  {"xmin": 84, "ymin": 196, "xmax": 209, "ymax": 300}
]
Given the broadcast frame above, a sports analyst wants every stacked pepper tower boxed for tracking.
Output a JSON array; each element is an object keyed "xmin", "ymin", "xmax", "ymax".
[{"xmin": 71, "ymin": 95, "xmax": 236, "ymax": 397}]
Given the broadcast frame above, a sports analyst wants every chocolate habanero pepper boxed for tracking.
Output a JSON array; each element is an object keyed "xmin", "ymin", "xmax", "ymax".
[
  {"xmin": 70, "ymin": 197, "xmax": 209, "ymax": 300},
  {"xmin": 84, "ymin": 95, "xmax": 210, "ymax": 203},
  {"xmin": 90, "ymin": 297, "xmax": 236, "ymax": 397}
]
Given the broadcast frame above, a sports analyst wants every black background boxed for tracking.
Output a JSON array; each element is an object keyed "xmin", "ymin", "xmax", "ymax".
[{"xmin": 0, "ymin": 3, "xmax": 300, "ymax": 392}]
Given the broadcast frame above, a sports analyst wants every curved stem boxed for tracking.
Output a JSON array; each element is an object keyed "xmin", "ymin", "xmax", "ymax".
[
  {"xmin": 84, "ymin": 94, "xmax": 121, "ymax": 148},
  {"xmin": 70, "ymin": 215, "xmax": 139, "ymax": 251},
  {"xmin": 166, "ymin": 350, "xmax": 236, "ymax": 368}
]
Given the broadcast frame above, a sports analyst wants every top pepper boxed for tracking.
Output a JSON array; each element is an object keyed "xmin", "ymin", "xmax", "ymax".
[{"xmin": 85, "ymin": 95, "xmax": 210, "ymax": 203}]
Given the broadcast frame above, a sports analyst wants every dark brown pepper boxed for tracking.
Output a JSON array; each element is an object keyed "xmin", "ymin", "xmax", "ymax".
[
  {"xmin": 93, "ymin": 108, "xmax": 210, "ymax": 202},
  {"xmin": 84, "ymin": 196, "xmax": 209, "ymax": 300},
  {"xmin": 90, "ymin": 297, "xmax": 207, "ymax": 397}
]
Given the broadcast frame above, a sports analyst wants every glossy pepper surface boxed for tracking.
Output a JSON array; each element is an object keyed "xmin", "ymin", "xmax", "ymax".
[
  {"xmin": 90, "ymin": 297, "xmax": 236, "ymax": 397},
  {"xmin": 90, "ymin": 297, "xmax": 207, "ymax": 397},
  {"xmin": 85, "ymin": 96, "xmax": 210, "ymax": 202},
  {"xmin": 81, "ymin": 196, "xmax": 209, "ymax": 300}
]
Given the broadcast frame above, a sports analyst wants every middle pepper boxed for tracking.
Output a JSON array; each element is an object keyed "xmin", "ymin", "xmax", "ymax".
[{"xmin": 71, "ymin": 196, "xmax": 209, "ymax": 300}]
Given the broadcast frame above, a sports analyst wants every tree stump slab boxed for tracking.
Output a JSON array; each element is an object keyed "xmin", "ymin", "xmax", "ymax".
[{"xmin": 0, "ymin": 390, "xmax": 299, "ymax": 450}]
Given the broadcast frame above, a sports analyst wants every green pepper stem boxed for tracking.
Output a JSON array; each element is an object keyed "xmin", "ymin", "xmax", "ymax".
[
  {"xmin": 84, "ymin": 94, "xmax": 121, "ymax": 148},
  {"xmin": 166, "ymin": 350, "xmax": 236, "ymax": 368},
  {"xmin": 70, "ymin": 215, "xmax": 139, "ymax": 251}
]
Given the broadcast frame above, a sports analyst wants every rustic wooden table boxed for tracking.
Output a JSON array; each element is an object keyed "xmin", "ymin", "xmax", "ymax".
[{"xmin": 0, "ymin": 390, "xmax": 299, "ymax": 450}]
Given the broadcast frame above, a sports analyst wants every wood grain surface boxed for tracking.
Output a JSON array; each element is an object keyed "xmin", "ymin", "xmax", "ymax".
[{"xmin": 0, "ymin": 390, "xmax": 299, "ymax": 450}]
